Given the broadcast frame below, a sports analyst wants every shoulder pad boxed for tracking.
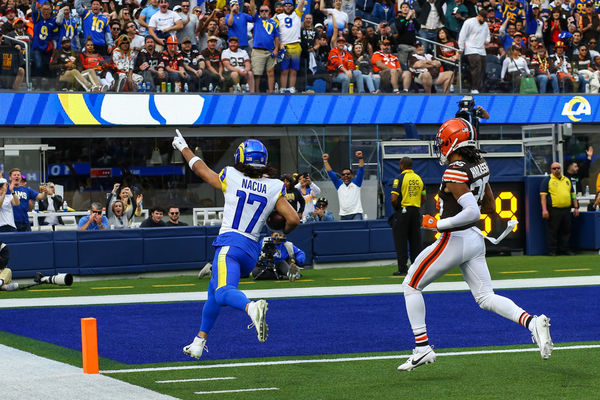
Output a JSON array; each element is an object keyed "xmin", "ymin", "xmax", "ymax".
[{"xmin": 448, "ymin": 160, "xmax": 466, "ymax": 169}]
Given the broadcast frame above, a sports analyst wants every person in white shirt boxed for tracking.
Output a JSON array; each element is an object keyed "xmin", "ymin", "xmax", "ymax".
[
  {"xmin": 458, "ymin": 9, "xmax": 490, "ymax": 94},
  {"xmin": 275, "ymin": 0, "xmax": 306, "ymax": 93},
  {"xmin": 221, "ymin": 36, "xmax": 253, "ymax": 91},
  {"xmin": 295, "ymin": 172, "xmax": 321, "ymax": 221},
  {"xmin": 320, "ymin": 0, "xmax": 349, "ymax": 36},
  {"xmin": 148, "ymin": 0, "xmax": 183, "ymax": 49},
  {"xmin": 501, "ymin": 45, "xmax": 530, "ymax": 92},
  {"xmin": 322, "ymin": 151, "xmax": 365, "ymax": 220},
  {"xmin": 0, "ymin": 178, "xmax": 19, "ymax": 232}
]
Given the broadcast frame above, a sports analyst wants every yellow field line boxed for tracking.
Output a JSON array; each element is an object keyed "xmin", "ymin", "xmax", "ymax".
[
  {"xmin": 332, "ymin": 277, "xmax": 372, "ymax": 281},
  {"xmin": 499, "ymin": 271, "xmax": 538, "ymax": 274},
  {"xmin": 152, "ymin": 284, "xmax": 196, "ymax": 288},
  {"xmin": 239, "ymin": 282, "xmax": 256, "ymax": 285},
  {"xmin": 446, "ymin": 273, "xmax": 463, "ymax": 276},
  {"xmin": 555, "ymin": 268, "xmax": 592, "ymax": 272},
  {"xmin": 273, "ymin": 279, "xmax": 315, "ymax": 283},
  {"xmin": 27, "ymin": 288, "xmax": 72, "ymax": 292},
  {"xmin": 91, "ymin": 286, "xmax": 134, "ymax": 290}
]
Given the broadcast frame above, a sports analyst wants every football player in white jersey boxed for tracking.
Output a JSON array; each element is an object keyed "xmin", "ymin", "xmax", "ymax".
[
  {"xmin": 275, "ymin": 0, "xmax": 305, "ymax": 93},
  {"xmin": 172, "ymin": 131, "xmax": 300, "ymax": 359},
  {"xmin": 397, "ymin": 118, "xmax": 554, "ymax": 371}
]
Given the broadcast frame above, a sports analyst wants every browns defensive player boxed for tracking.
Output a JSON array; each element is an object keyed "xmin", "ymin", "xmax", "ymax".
[{"xmin": 397, "ymin": 118, "xmax": 553, "ymax": 371}]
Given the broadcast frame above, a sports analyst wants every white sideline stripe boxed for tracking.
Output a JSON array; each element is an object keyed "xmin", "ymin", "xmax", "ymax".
[
  {"xmin": 156, "ymin": 377, "xmax": 236, "ymax": 383},
  {"xmin": 0, "ymin": 344, "xmax": 178, "ymax": 400},
  {"xmin": 101, "ymin": 344, "xmax": 600, "ymax": 374},
  {"xmin": 2, "ymin": 276, "xmax": 599, "ymax": 309},
  {"xmin": 195, "ymin": 387, "xmax": 279, "ymax": 395}
]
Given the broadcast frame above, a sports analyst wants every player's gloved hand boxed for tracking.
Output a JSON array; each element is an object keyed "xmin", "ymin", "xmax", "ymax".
[
  {"xmin": 172, "ymin": 129, "xmax": 189, "ymax": 152},
  {"xmin": 422, "ymin": 214, "xmax": 438, "ymax": 231}
]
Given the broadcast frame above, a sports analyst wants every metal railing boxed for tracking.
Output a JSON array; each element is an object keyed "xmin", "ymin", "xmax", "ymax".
[
  {"xmin": 415, "ymin": 35, "xmax": 462, "ymax": 93},
  {"xmin": 2, "ymin": 36, "xmax": 31, "ymax": 91}
]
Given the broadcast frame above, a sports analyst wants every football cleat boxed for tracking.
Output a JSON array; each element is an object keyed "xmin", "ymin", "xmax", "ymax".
[
  {"xmin": 531, "ymin": 314, "xmax": 553, "ymax": 360},
  {"xmin": 198, "ymin": 262, "xmax": 212, "ymax": 279},
  {"xmin": 397, "ymin": 346, "xmax": 436, "ymax": 371},
  {"xmin": 183, "ymin": 336, "xmax": 207, "ymax": 359},
  {"xmin": 247, "ymin": 300, "xmax": 269, "ymax": 342}
]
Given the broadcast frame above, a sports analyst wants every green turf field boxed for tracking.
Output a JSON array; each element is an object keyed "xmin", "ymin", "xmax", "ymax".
[{"xmin": 1, "ymin": 255, "xmax": 599, "ymax": 399}]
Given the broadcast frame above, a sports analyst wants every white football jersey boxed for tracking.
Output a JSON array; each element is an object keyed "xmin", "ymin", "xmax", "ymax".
[
  {"xmin": 221, "ymin": 48, "xmax": 250, "ymax": 71},
  {"xmin": 276, "ymin": 10, "xmax": 303, "ymax": 45},
  {"xmin": 218, "ymin": 166, "xmax": 285, "ymax": 241}
]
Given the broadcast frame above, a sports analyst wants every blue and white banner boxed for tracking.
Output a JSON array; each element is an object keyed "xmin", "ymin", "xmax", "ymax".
[{"xmin": 0, "ymin": 93, "xmax": 597, "ymax": 126}]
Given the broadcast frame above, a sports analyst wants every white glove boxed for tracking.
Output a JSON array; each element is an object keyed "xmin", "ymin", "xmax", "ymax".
[{"xmin": 172, "ymin": 129, "xmax": 189, "ymax": 152}]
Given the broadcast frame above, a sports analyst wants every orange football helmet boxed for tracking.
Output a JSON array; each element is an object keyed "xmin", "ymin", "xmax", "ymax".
[
  {"xmin": 166, "ymin": 35, "xmax": 178, "ymax": 48},
  {"xmin": 434, "ymin": 117, "xmax": 477, "ymax": 164}
]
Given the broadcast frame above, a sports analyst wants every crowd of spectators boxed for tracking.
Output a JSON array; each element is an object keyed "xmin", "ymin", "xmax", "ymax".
[{"xmin": 3, "ymin": 0, "xmax": 598, "ymax": 93}]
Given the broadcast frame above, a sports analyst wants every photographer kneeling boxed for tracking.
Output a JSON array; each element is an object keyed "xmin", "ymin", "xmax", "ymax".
[{"xmin": 252, "ymin": 232, "xmax": 306, "ymax": 282}]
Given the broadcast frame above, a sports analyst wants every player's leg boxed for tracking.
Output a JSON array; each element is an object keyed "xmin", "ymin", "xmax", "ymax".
[
  {"xmin": 184, "ymin": 278, "xmax": 217, "ymax": 359},
  {"xmin": 399, "ymin": 232, "xmax": 460, "ymax": 370},
  {"xmin": 460, "ymin": 232, "xmax": 553, "ymax": 359}
]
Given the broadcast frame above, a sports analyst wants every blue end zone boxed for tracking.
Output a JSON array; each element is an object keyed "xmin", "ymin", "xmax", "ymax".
[{"xmin": 0, "ymin": 286, "xmax": 597, "ymax": 365}]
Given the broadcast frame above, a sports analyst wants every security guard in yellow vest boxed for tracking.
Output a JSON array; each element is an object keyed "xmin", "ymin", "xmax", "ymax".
[
  {"xmin": 390, "ymin": 157, "xmax": 426, "ymax": 275},
  {"xmin": 540, "ymin": 162, "xmax": 579, "ymax": 256}
]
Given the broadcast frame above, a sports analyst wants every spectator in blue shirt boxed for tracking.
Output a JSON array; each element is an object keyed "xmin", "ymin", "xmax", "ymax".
[
  {"xmin": 77, "ymin": 202, "xmax": 109, "ymax": 230},
  {"xmin": 138, "ymin": 0, "xmax": 161, "ymax": 38},
  {"xmin": 305, "ymin": 197, "xmax": 335, "ymax": 222},
  {"xmin": 226, "ymin": 0, "xmax": 253, "ymax": 50},
  {"xmin": 250, "ymin": 0, "xmax": 280, "ymax": 92},
  {"xmin": 75, "ymin": 0, "xmax": 113, "ymax": 55},
  {"xmin": 56, "ymin": 5, "xmax": 80, "ymax": 51},
  {"xmin": 31, "ymin": 1, "xmax": 59, "ymax": 84},
  {"xmin": 8, "ymin": 168, "xmax": 47, "ymax": 232}
]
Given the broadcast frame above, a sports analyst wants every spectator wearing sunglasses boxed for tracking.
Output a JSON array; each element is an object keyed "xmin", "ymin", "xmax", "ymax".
[
  {"xmin": 78, "ymin": 202, "xmax": 109, "ymax": 231},
  {"xmin": 322, "ymin": 150, "xmax": 365, "ymax": 221},
  {"xmin": 166, "ymin": 207, "xmax": 188, "ymax": 226}
]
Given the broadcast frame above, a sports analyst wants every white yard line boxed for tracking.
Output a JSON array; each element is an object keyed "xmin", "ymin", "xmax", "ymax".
[
  {"xmin": 1, "ymin": 276, "xmax": 599, "ymax": 309},
  {"xmin": 195, "ymin": 387, "xmax": 279, "ymax": 395},
  {"xmin": 156, "ymin": 377, "xmax": 236, "ymax": 383},
  {"xmin": 102, "ymin": 344, "xmax": 600, "ymax": 374},
  {"xmin": 0, "ymin": 344, "xmax": 178, "ymax": 400}
]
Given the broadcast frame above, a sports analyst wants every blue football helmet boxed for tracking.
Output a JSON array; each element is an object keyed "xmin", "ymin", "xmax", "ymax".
[{"xmin": 234, "ymin": 139, "xmax": 268, "ymax": 168}]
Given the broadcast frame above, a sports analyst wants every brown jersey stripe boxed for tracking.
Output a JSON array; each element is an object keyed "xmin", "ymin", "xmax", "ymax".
[{"xmin": 409, "ymin": 232, "xmax": 450, "ymax": 288}]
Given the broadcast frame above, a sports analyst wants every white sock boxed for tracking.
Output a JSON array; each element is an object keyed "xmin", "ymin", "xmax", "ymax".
[{"xmin": 247, "ymin": 301, "xmax": 256, "ymax": 317}]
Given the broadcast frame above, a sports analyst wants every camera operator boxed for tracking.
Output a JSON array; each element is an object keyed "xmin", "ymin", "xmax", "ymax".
[
  {"xmin": 455, "ymin": 95, "xmax": 489, "ymax": 133},
  {"xmin": 0, "ymin": 241, "xmax": 18, "ymax": 291},
  {"xmin": 252, "ymin": 232, "xmax": 306, "ymax": 282}
]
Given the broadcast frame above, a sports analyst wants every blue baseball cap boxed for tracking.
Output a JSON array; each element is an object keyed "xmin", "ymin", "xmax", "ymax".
[{"xmin": 283, "ymin": 0, "xmax": 294, "ymax": 5}]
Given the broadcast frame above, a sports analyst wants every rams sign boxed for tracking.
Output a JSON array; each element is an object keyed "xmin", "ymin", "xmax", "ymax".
[{"xmin": 561, "ymin": 96, "xmax": 592, "ymax": 122}]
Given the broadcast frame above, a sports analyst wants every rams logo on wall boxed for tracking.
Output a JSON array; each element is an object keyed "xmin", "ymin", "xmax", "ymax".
[
  {"xmin": 561, "ymin": 96, "xmax": 592, "ymax": 122},
  {"xmin": 57, "ymin": 93, "xmax": 205, "ymax": 125}
]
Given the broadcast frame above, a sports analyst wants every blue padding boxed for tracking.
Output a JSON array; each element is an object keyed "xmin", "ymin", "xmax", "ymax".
[
  {"xmin": 54, "ymin": 241, "xmax": 78, "ymax": 268},
  {"xmin": 571, "ymin": 212, "xmax": 600, "ymax": 250},
  {"xmin": 78, "ymin": 237, "xmax": 143, "ymax": 267},
  {"xmin": 370, "ymin": 228, "xmax": 395, "ymax": 253},
  {"xmin": 313, "ymin": 227, "xmax": 370, "ymax": 255},
  {"xmin": 524, "ymin": 176, "xmax": 547, "ymax": 255},
  {"xmin": 144, "ymin": 236, "xmax": 205, "ymax": 264},
  {"xmin": 0, "ymin": 232, "xmax": 54, "ymax": 273},
  {"xmin": 314, "ymin": 252, "xmax": 397, "ymax": 263}
]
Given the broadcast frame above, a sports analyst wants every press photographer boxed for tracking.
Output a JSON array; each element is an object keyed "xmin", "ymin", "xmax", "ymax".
[
  {"xmin": 252, "ymin": 232, "xmax": 305, "ymax": 282},
  {"xmin": 455, "ymin": 95, "xmax": 489, "ymax": 133}
]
